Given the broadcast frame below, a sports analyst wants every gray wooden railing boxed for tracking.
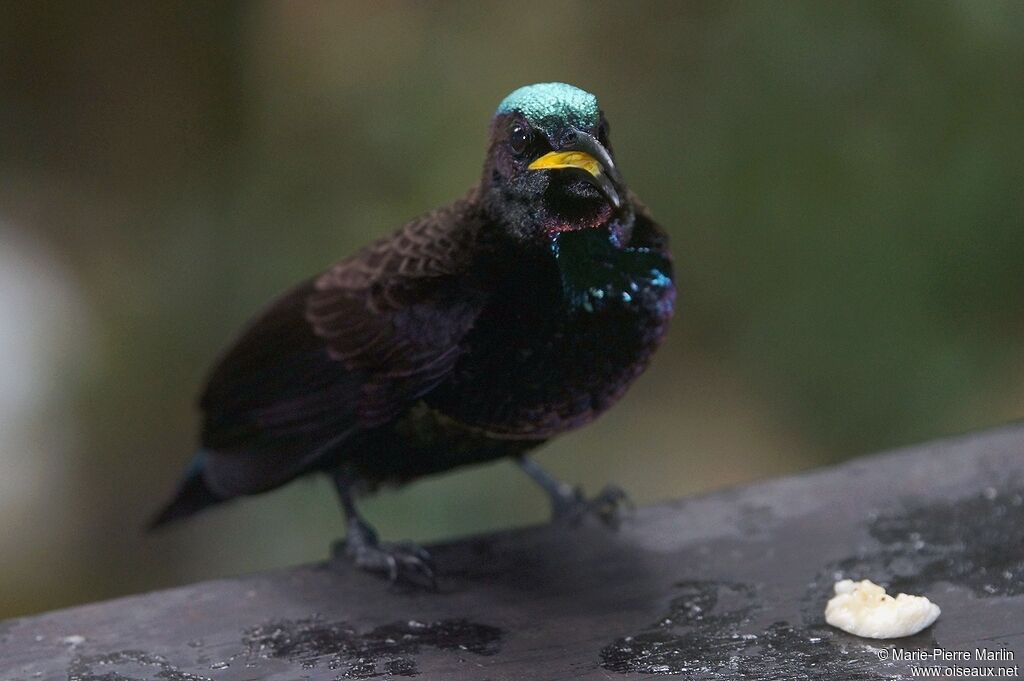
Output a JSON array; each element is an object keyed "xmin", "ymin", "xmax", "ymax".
[{"xmin": 3, "ymin": 423, "xmax": 1023, "ymax": 680}]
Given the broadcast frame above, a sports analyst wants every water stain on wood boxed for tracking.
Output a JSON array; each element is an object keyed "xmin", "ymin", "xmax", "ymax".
[
  {"xmin": 67, "ymin": 650, "xmax": 212, "ymax": 681},
  {"xmin": 822, "ymin": 485, "xmax": 1024, "ymax": 600},
  {"xmin": 242, "ymin": 616, "xmax": 503, "ymax": 678},
  {"xmin": 600, "ymin": 580, "xmax": 897, "ymax": 679}
]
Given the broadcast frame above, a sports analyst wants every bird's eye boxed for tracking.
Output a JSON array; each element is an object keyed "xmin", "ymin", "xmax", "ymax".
[{"xmin": 509, "ymin": 124, "xmax": 531, "ymax": 155}]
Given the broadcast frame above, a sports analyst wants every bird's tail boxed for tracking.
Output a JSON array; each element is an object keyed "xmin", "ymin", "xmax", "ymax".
[{"xmin": 147, "ymin": 453, "xmax": 221, "ymax": 530}]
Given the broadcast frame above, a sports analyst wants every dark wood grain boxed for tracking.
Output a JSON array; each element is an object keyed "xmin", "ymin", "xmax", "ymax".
[{"xmin": 4, "ymin": 423, "xmax": 1024, "ymax": 680}]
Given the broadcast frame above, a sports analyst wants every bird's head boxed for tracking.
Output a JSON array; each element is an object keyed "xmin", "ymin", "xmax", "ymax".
[{"xmin": 482, "ymin": 83, "xmax": 630, "ymax": 243}]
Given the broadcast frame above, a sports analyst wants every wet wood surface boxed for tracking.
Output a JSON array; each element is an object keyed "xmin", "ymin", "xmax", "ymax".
[{"xmin": 3, "ymin": 423, "xmax": 1024, "ymax": 680}]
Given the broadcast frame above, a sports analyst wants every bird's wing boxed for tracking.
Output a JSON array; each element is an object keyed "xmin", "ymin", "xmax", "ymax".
[
  {"xmin": 196, "ymin": 200, "xmax": 485, "ymax": 495},
  {"xmin": 306, "ymin": 204, "xmax": 484, "ymax": 427}
]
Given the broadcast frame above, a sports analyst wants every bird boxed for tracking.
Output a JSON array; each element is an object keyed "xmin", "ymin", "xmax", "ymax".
[{"xmin": 151, "ymin": 82, "xmax": 676, "ymax": 585}]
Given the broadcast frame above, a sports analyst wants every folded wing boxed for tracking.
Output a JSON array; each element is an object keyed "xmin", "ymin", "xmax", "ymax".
[{"xmin": 197, "ymin": 201, "xmax": 485, "ymax": 497}]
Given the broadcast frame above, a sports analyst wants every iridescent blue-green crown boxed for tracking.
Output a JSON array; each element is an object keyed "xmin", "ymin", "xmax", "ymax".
[{"xmin": 496, "ymin": 82, "xmax": 600, "ymax": 128}]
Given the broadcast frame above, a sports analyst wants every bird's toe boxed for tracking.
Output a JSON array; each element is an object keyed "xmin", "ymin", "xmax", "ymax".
[
  {"xmin": 552, "ymin": 484, "xmax": 633, "ymax": 529},
  {"xmin": 350, "ymin": 541, "xmax": 437, "ymax": 589},
  {"xmin": 589, "ymin": 484, "xmax": 634, "ymax": 528}
]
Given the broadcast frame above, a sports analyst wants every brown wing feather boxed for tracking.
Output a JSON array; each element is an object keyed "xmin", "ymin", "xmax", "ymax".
[
  {"xmin": 306, "ymin": 199, "xmax": 485, "ymax": 426},
  {"xmin": 194, "ymin": 197, "xmax": 486, "ymax": 496}
]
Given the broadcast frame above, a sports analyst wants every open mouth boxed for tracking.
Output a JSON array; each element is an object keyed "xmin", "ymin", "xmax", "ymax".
[
  {"xmin": 553, "ymin": 176, "xmax": 603, "ymax": 200},
  {"xmin": 543, "ymin": 176, "xmax": 612, "ymax": 226},
  {"xmin": 527, "ymin": 130, "xmax": 624, "ymax": 212}
]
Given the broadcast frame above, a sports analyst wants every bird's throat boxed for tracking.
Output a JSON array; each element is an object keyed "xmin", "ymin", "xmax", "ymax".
[
  {"xmin": 540, "ymin": 199, "xmax": 614, "ymax": 238},
  {"xmin": 550, "ymin": 228, "xmax": 673, "ymax": 315}
]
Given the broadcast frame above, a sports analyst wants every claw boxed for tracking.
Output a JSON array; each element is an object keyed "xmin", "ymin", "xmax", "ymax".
[
  {"xmin": 554, "ymin": 484, "xmax": 634, "ymax": 528},
  {"xmin": 330, "ymin": 513, "xmax": 438, "ymax": 589},
  {"xmin": 516, "ymin": 457, "xmax": 633, "ymax": 531},
  {"xmin": 348, "ymin": 540, "xmax": 438, "ymax": 589}
]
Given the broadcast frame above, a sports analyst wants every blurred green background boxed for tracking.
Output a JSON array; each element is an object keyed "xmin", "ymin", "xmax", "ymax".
[{"xmin": 1, "ymin": 1, "xmax": 1022, "ymax": 619}]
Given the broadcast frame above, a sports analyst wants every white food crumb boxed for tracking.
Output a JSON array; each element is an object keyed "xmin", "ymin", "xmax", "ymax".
[
  {"xmin": 62, "ymin": 635, "xmax": 86, "ymax": 646},
  {"xmin": 825, "ymin": 579, "xmax": 940, "ymax": 639}
]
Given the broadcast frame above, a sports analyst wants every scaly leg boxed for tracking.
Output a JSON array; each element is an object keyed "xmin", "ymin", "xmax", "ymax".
[
  {"xmin": 517, "ymin": 455, "xmax": 633, "ymax": 528},
  {"xmin": 332, "ymin": 470, "xmax": 436, "ymax": 588}
]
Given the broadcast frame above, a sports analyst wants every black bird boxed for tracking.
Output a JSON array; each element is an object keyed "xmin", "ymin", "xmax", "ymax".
[{"xmin": 152, "ymin": 83, "xmax": 676, "ymax": 583}]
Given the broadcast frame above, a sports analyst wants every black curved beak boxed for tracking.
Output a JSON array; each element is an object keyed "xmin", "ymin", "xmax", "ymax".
[{"xmin": 528, "ymin": 129, "xmax": 625, "ymax": 212}]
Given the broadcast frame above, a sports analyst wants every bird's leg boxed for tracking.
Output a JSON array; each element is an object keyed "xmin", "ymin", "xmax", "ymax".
[
  {"xmin": 516, "ymin": 455, "xmax": 633, "ymax": 528},
  {"xmin": 331, "ymin": 470, "xmax": 436, "ymax": 588}
]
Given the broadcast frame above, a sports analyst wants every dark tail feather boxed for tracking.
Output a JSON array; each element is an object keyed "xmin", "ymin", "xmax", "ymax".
[{"xmin": 147, "ymin": 456, "xmax": 221, "ymax": 530}]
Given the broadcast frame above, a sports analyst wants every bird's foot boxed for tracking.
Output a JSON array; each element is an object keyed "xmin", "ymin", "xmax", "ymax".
[
  {"xmin": 551, "ymin": 484, "xmax": 634, "ymax": 529},
  {"xmin": 348, "ymin": 541, "xmax": 437, "ymax": 589},
  {"xmin": 333, "ymin": 518, "xmax": 437, "ymax": 589}
]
